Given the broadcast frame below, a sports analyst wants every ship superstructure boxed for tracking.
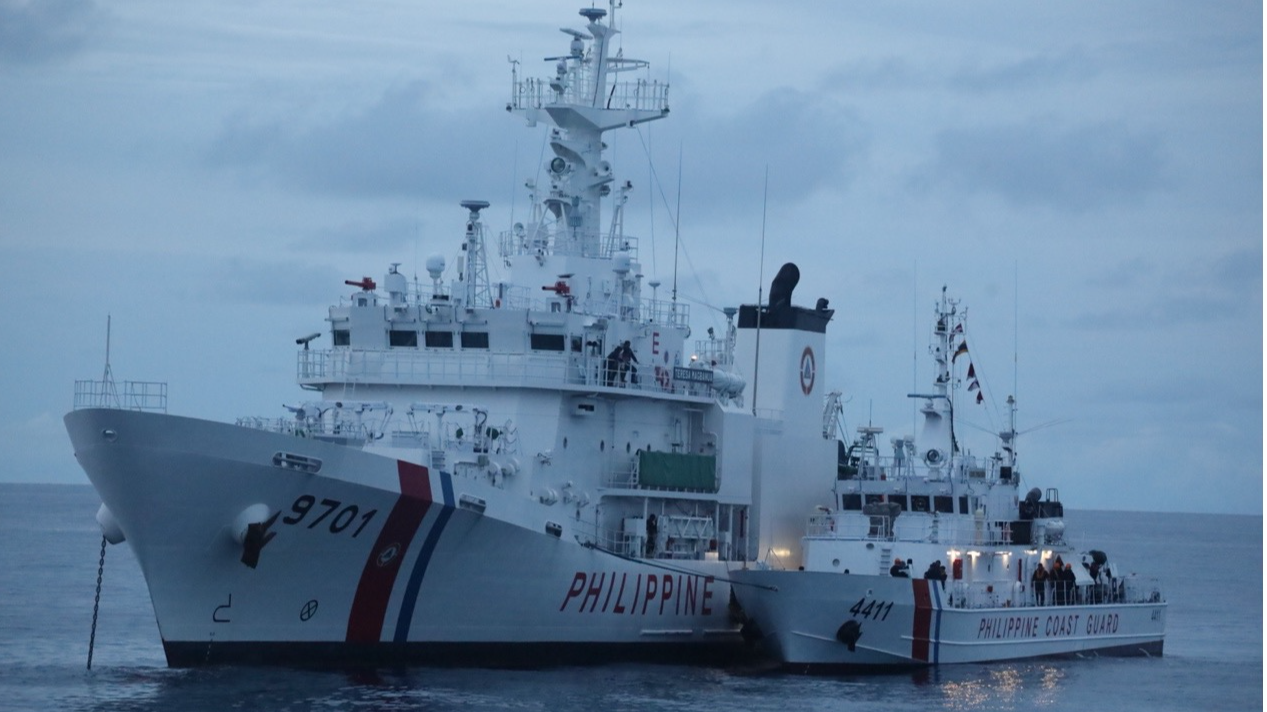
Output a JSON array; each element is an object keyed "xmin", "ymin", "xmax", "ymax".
[
  {"xmin": 66, "ymin": 2, "xmax": 837, "ymax": 667},
  {"xmin": 730, "ymin": 289, "xmax": 1166, "ymax": 669}
]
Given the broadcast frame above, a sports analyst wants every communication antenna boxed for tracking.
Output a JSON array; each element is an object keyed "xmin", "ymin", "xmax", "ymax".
[
  {"xmin": 671, "ymin": 142, "xmax": 682, "ymax": 306},
  {"xmin": 1013, "ymin": 259, "xmax": 1019, "ymax": 407},
  {"xmin": 101, "ymin": 315, "xmax": 118, "ymax": 408},
  {"xmin": 751, "ymin": 166, "xmax": 769, "ymax": 416}
]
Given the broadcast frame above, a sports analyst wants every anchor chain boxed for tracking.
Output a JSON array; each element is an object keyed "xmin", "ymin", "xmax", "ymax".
[{"xmin": 87, "ymin": 534, "xmax": 107, "ymax": 670}]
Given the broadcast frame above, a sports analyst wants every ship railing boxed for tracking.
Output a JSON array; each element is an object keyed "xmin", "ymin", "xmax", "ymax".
[
  {"xmin": 298, "ymin": 348, "xmax": 714, "ymax": 400},
  {"xmin": 235, "ymin": 416, "xmax": 374, "ymax": 445},
  {"xmin": 73, "ymin": 379, "xmax": 168, "ymax": 413},
  {"xmin": 944, "ymin": 575, "xmax": 1165, "ymax": 610},
  {"xmin": 498, "ymin": 225, "xmax": 640, "ymax": 262},
  {"xmin": 694, "ymin": 338, "xmax": 734, "ymax": 369},
  {"xmin": 836, "ymin": 452, "xmax": 998, "ymax": 482},
  {"xmin": 573, "ymin": 519, "xmax": 643, "ymax": 558},
  {"xmin": 809, "ymin": 513, "xmax": 1022, "ymax": 546},
  {"xmin": 510, "ymin": 76, "xmax": 669, "ymax": 115}
]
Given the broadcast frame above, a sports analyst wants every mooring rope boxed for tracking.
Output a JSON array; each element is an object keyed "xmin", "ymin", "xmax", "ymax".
[
  {"xmin": 579, "ymin": 540, "xmax": 778, "ymax": 591},
  {"xmin": 87, "ymin": 534, "xmax": 107, "ymax": 670}
]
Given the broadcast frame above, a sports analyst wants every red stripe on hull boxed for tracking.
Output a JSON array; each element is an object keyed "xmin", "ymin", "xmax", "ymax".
[
  {"xmin": 345, "ymin": 461, "xmax": 432, "ymax": 643},
  {"xmin": 911, "ymin": 579, "xmax": 932, "ymax": 662}
]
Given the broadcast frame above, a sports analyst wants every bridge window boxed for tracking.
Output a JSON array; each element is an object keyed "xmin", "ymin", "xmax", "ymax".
[
  {"xmin": 425, "ymin": 331, "xmax": 454, "ymax": 348},
  {"xmin": 389, "ymin": 330, "xmax": 417, "ymax": 347},
  {"xmin": 461, "ymin": 332, "xmax": 489, "ymax": 349},
  {"xmin": 910, "ymin": 495, "xmax": 930, "ymax": 513},
  {"xmin": 332, "ymin": 330, "xmax": 350, "ymax": 346},
  {"xmin": 933, "ymin": 496, "xmax": 955, "ymax": 513},
  {"xmin": 841, "ymin": 494, "xmax": 862, "ymax": 510},
  {"xmin": 530, "ymin": 333, "xmax": 565, "ymax": 351}
]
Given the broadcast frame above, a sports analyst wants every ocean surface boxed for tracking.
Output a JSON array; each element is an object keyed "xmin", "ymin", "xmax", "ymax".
[{"xmin": 1, "ymin": 483, "xmax": 1259, "ymax": 711}]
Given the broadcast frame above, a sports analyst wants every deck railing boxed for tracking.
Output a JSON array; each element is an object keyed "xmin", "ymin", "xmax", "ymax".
[
  {"xmin": 298, "ymin": 348, "xmax": 714, "ymax": 400},
  {"xmin": 73, "ymin": 379, "xmax": 167, "ymax": 413},
  {"xmin": 941, "ymin": 576, "xmax": 1165, "ymax": 610}
]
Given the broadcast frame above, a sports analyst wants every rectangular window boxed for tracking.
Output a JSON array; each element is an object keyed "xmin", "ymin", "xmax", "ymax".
[
  {"xmin": 425, "ymin": 331, "xmax": 454, "ymax": 348},
  {"xmin": 461, "ymin": 332, "xmax": 489, "ymax": 349},
  {"xmin": 571, "ymin": 336, "xmax": 583, "ymax": 352},
  {"xmin": 389, "ymin": 330, "xmax": 417, "ymax": 347},
  {"xmin": 934, "ymin": 495, "xmax": 955, "ymax": 514},
  {"xmin": 864, "ymin": 494, "xmax": 885, "ymax": 505},
  {"xmin": 910, "ymin": 495, "xmax": 931, "ymax": 513},
  {"xmin": 530, "ymin": 333, "xmax": 565, "ymax": 351},
  {"xmin": 888, "ymin": 495, "xmax": 908, "ymax": 511},
  {"xmin": 332, "ymin": 330, "xmax": 350, "ymax": 346},
  {"xmin": 959, "ymin": 496, "xmax": 970, "ymax": 514},
  {"xmin": 841, "ymin": 494, "xmax": 862, "ymax": 511}
]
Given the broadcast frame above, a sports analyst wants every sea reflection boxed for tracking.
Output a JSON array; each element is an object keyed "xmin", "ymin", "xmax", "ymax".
[{"xmin": 916, "ymin": 662, "xmax": 1070, "ymax": 710}]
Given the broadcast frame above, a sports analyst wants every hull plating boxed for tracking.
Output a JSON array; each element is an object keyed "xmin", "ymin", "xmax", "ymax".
[
  {"xmin": 67, "ymin": 409, "xmax": 741, "ymax": 667},
  {"xmin": 732, "ymin": 570, "xmax": 1165, "ymax": 669}
]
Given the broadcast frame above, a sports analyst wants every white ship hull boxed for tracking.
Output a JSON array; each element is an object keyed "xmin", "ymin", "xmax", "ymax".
[
  {"xmin": 67, "ymin": 408, "xmax": 742, "ymax": 666},
  {"xmin": 732, "ymin": 569, "xmax": 1165, "ymax": 670}
]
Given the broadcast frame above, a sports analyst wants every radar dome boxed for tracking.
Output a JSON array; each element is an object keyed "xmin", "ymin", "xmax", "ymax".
[{"xmin": 426, "ymin": 255, "xmax": 446, "ymax": 280}]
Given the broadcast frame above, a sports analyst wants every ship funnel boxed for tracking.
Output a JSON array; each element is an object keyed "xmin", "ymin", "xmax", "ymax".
[{"xmin": 768, "ymin": 263, "xmax": 800, "ymax": 311}]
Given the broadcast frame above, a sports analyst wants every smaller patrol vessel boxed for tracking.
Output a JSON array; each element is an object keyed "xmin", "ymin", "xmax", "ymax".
[{"xmin": 730, "ymin": 289, "xmax": 1166, "ymax": 670}]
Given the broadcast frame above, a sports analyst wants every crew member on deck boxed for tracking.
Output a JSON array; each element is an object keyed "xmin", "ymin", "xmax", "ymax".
[
  {"xmin": 890, "ymin": 558, "xmax": 910, "ymax": 577},
  {"xmin": 617, "ymin": 341, "xmax": 639, "ymax": 385},
  {"xmin": 605, "ymin": 345, "xmax": 621, "ymax": 387},
  {"xmin": 1032, "ymin": 563, "xmax": 1048, "ymax": 605}
]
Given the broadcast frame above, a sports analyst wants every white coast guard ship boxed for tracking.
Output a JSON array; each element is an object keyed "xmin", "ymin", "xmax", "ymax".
[
  {"xmin": 66, "ymin": 2, "xmax": 838, "ymax": 667},
  {"xmin": 730, "ymin": 289, "xmax": 1167, "ymax": 670}
]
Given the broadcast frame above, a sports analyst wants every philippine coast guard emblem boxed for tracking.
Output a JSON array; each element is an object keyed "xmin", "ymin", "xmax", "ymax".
[{"xmin": 799, "ymin": 346, "xmax": 816, "ymax": 395}]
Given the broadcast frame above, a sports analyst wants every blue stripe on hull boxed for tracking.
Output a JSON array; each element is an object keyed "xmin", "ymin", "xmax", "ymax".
[{"xmin": 393, "ymin": 471, "xmax": 456, "ymax": 642}]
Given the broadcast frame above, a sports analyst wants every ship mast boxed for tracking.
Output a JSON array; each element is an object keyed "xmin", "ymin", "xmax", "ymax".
[
  {"xmin": 908, "ymin": 286, "xmax": 962, "ymax": 475},
  {"xmin": 504, "ymin": 1, "xmax": 670, "ymax": 300}
]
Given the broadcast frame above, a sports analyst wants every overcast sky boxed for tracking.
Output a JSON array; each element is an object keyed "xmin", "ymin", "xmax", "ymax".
[{"xmin": 1, "ymin": 0, "xmax": 1260, "ymax": 515}]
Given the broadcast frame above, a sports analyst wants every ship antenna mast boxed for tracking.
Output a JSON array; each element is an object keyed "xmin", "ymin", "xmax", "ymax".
[
  {"xmin": 751, "ymin": 166, "xmax": 769, "ymax": 416},
  {"xmin": 671, "ymin": 143, "xmax": 682, "ymax": 307},
  {"xmin": 101, "ymin": 314, "xmax": 118, "ymax": 407}
]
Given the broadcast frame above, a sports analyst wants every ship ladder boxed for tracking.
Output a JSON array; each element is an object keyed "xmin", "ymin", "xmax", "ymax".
[{"xmin": 879, "ymin": 548, "xmax": 893, "ymax": 576}]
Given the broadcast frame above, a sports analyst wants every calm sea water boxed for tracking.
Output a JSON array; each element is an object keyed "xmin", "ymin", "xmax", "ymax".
[{"xmin": 1, "ymin": 484, "xmax": 1260, "ymax": 711}]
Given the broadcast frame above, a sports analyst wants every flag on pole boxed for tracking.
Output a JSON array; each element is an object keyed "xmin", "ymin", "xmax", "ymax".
[
  {"xmin": 953, "ymin": 341, "xmax": 969, "ymax": 362},
  {"xmin": 967, "ymin": 363, "xmax": 976, "ymax": 379},
  {"xmin": 976, "ymin": 391, "xmax": 984, "ymax": 404}
]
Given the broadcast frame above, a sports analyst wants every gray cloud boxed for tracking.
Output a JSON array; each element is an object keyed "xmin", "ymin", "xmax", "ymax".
[
  {"xmin": 827, "ymin": 50, "xmax": 1098, "ymax": 94},
  {"xmin": 1071, "ymin": 247, "xmax": 1262, "ymax": 330},
  {"xmin": 0, "ymin": 0, "xmax": 104, "ymax": 64},
  {"xmin": 207, "ymin": 257, "xmax": 344, "ymax": 307},
  {"xmin": 206, "ymin": 80, "xmax": 865, "ymax": 221},
  {"xmin": 921, "ymin": 120, "xmax": 1166, "ymax": 211},
  {"xmin": 206, "ymin": 81, "xmax": 512, "ymax": 200},
  {"xmin": 291, "ymin": 216, "xmax": 423, "ymax": 254},
  {"xmin": 662, "ymin": 87, "xmax": 868, "ymax": 217}
]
